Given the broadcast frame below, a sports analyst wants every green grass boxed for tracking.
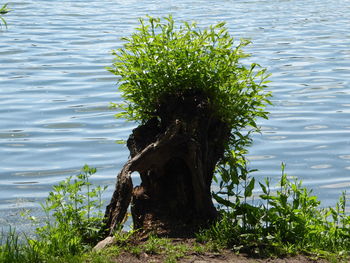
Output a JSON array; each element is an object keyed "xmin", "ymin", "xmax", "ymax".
[{"xmin": 138, "ymin": 234, "xmax": 189, "ymax": 263}]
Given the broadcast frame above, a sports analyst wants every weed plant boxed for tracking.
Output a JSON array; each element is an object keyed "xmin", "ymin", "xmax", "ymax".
[
  {"xmin": 0, "ymin": 165, "xmax": 107, "ymax": 263},
  {"xmin": 201, "ymin": 156, "xmax": 350, "ymax": 260},
  {"xmin": 0, "ymin": 3, "xmax": 10, "ymax": 28}
]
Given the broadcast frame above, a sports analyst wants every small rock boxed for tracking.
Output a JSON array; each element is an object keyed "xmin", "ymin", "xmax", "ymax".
[{"xmin": 93, "ymin": 236, "xmax": 115, "ymax": 251}]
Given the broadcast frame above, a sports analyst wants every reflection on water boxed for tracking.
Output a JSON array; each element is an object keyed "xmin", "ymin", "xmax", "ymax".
[{"xmin": 1, "ymin": 0, "xmax": 350, "ymax": 230}]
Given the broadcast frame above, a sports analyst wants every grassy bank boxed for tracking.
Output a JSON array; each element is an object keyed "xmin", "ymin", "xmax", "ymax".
[{"xmin": 1, "ymin": 165, "xmax": 350, "ymax": 263}]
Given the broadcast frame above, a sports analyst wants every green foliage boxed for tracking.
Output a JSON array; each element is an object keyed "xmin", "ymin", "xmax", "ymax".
[
  {"xmin": 32, "ymin": 165, "xmax": 107, "ymax": 256},
  {"xmin": 109, "ymin": 15, "xmax": 271, "ymax": 152},
  {"xmin": 0, "ymin": 228, "xmax": 25, "ymax": 263},
  {"xmin": 201, "ymin": 163, "xmax": 350, "ymax": 260},
  {"xmin": 0, "ymin": 3, "xmax": 10, "ymax": 28},
  {"xmin": 213, "ymin": 149, "xmax": 256, "ymax": 212},
  {"xmin": 0, "ymin": 165, "xmax": 107, "ymax": 263}
]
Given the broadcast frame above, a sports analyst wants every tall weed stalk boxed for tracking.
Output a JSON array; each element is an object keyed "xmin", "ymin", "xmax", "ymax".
[{"xmin": 32, "ymin": 165, "xmax": 107, "ymax": 255}]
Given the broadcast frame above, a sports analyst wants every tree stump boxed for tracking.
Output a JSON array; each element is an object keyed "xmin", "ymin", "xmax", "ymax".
[{"xmin": 104, "ymin": 90, "xmax": 230, "ymax": 237}]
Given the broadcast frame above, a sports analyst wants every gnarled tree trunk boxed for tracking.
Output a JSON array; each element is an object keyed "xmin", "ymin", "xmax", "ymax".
[{"xmin": 104, "ymin": 91, "xmax": 230, "ymax": 237}]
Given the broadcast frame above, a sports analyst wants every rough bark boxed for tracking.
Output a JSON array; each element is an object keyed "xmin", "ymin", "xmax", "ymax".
[{"xmin": 104, "ymin": 90, "xmax": 230, "ymax": 237}]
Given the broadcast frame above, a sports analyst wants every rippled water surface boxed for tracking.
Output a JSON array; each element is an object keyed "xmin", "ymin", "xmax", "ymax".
[{"xmin": 1, "ymin": 0, "xmax": 350, "ymax": 230}]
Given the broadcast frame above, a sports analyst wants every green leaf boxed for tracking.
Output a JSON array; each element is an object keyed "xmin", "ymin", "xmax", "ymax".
[
  {"xmin": 244, "ymin": 177, "xmax": 255, "ymax": 198},
  {"xmin": 213, "ymin": 193, "xmax": 233, "ymax": 208},
  {"xmin": 259, "ymin": 182, "xmax": 267, "ymax": 195}
]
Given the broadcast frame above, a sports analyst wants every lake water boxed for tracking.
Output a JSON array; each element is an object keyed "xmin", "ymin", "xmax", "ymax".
[{"xmin": 1, "ymin": 0, "xmax": 350, "ymax": 231}]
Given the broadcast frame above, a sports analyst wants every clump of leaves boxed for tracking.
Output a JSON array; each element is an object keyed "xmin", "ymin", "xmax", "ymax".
[
  {"xmin": 109, "ymin": 15, "xmax": 271, "ymax": 154},
  {"xmin": 201, "ymin": 161, "xmax": 350, "ymax": 260},
  {"xmin": 27, "ymin": 165, "xmax": 107, "ymax": 258},
  {"xmin": 0, "ymin": 165, "xmax": 108, "ymax": 262},
  {"xmin": 0, "ymin": 3, "xmax": 10, "ymax": 28}
]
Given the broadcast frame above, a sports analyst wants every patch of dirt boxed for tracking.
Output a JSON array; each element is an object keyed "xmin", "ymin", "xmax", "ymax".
[
  {"xmin": 112, "ymin": 250, "xmax": 329, "ymax": 263},
  {"xmin": 108, "ymin": 238, "xmax": 330, "ymax": 263}
]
